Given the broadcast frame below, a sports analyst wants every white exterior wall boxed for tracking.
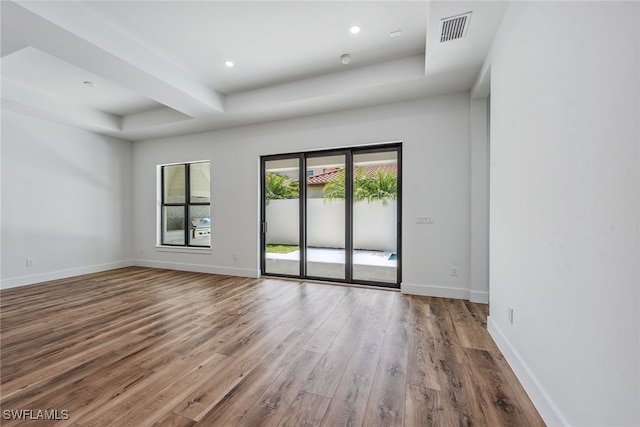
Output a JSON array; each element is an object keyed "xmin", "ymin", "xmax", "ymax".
[{"xmin": 266, "ymin": 199, "xmax": 397, "ymax": 252}]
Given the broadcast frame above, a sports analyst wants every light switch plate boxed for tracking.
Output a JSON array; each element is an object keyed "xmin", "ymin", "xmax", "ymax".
[{"xmin": 416, "ymin": 216, "xmax": 434, "ymax": 224}]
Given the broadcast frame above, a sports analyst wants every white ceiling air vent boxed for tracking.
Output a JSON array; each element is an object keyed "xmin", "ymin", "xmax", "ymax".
[{"xmin": 439, "ymin": 11, "xmax": 472, "ymax": 42}]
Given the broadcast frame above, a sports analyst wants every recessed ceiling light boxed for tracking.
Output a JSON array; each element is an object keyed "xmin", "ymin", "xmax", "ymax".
[
  {"xmin": 340, "ymin": 54, "xmax": 351, "ymax": 65},
  {"xmin": 349, "ymin": 26, "xmax": 361, "ymax": 34},
  {"xmin": 224, "ymin": 60, "xmax": 234, "ymax": 67},
  {"xmin": 83, "ymin": 81, "xmax": 96, "ymax": 87}
]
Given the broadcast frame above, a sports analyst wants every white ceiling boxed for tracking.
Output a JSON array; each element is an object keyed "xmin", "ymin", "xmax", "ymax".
[{"xmin": 1, "ymin": 1, "xmax": 507, "ymax": 141}]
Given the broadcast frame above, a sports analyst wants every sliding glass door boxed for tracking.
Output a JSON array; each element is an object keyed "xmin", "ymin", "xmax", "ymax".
[
  {"xmin": 352, "ymin": 149, "xmax": 398, "ymax": 283},
  {"xmin": 261, "ymin": 143, "xmax": 401, "ymax": 287},
  {"xmin": 305, "ymin": 153, "xmax": 348, "ymax": 280},
  {"xmin": 262, "ymin": 157, "xmax": 300, "ymax": 276}
]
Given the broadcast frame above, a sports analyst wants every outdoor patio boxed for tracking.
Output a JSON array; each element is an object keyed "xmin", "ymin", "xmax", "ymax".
[{"xmin": 265, "ymin": 248, "xmax": 398, "ymax": 284}]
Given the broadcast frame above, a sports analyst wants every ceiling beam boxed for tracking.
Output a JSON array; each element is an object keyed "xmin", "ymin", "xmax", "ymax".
[
  {"xmin": 2, "ymin": 78, "xmax": 121, "ymax": 133},
  {"xmin": 7, "ymin": 1, "xmax": 224, "ymax": 118}
]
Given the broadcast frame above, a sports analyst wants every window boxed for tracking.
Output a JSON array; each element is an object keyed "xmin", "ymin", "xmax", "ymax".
[{"xmin": 160, "ymin": 161, "xmax": 210, "ymax": 247}]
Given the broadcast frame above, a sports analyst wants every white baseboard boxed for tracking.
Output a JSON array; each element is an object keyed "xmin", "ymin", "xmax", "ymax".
[
  {"xmin": 133, "ymin": 259, "xmax": 260, "ymax": 279},
  {"xmin": 0, "ymin": 260, "xmax": 134, "ymax": 290},
  {"xmin": 401, "ymin": 283, "xmax": 489, "ymax": 303},
  {"xmin": 487, "ymin": 316, "xmax": 568, "ymax": 427},
  {"xmin": 469, "ymin": 290, "xmax": 489, "ymax": 304}
]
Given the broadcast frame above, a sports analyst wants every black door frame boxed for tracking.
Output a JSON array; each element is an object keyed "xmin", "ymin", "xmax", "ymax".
[{"xmin": 261, "ymin": 142, "xmax": 402, "ymax": 288}]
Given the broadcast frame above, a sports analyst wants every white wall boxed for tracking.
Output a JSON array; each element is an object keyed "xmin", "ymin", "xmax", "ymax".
[
  {"xmin": 488, "ymin": 2, "xmax": 639, "ymax": 426},
  {"xmin": 470, "ymin": 97, "xmax": 490, "ymax": 303},
  {"xmin": 1, "ymin": 110, "xmax": 133, "ymax": 288},
  {"xmin": 266, "ymin": 199, "xmax": 397, "ymax": 251},
  {"xmin": 132, "ymin": 94, "xmax": 483, "ymax": 300}
]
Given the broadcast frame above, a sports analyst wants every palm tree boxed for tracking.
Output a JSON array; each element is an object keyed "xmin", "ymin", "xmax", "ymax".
[
  {"xmin": 322, "ymin": 167, "xmax": 397, "ymax": 203},
  {"xmin": 366, "ymin": 170, "xmax": 397, "ymax": 203},
  {"xmin": 265, "ymin": 173, "xmax": 299, "ymax": 200}
]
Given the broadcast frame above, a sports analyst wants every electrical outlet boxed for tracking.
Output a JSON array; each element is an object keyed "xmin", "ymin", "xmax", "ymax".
[
  {"xmin": 26, "ymin": 258, "xmax": 34, "ymax": 267},
  {"xmin": 451, "ymin": 265, "xmax": 458, "ymax": 276},
  {"xmin": 508, "ymin": 307, "xmax": 514, "ymax": 324},
  {"xmin": 232, "ymin": 252, "xmax": 237, "ymax": 261}
]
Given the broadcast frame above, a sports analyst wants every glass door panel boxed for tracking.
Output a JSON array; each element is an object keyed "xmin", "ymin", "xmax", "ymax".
[
  {"xmin": 306, "ymin": 154, "xmax": 346, "ymax": 280},
  {"xmin": 264, "ymin": 158, "xmax": 300, "ymax": 276},
  {"xmin": 352, "ymin": 151, "xmax": 398, "ymax": 283},
  {"xmin": 261, "ymin": 144, "xmax": 401, "ymax": 288}
]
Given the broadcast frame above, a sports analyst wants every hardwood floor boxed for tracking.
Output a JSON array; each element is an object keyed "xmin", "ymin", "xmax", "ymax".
[{"xmin": 0, "ymin": 267, "xmax": 545, "ymax": 426}]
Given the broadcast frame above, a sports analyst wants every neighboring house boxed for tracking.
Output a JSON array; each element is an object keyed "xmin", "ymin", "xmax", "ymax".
[{"xmin": 306, "ymin": 163, "xmax": 397, "ymax": 198}]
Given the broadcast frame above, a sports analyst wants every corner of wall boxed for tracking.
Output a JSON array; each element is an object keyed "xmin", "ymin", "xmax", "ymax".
[{"xmin": 487, "ymin": 316, "xmax": 568, "ymax": 426}]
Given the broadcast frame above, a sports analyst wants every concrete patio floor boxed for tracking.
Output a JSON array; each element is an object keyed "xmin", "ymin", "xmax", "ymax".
[{"xmin": 265, "ymin": 248, "xmax": 398, "ymax": 285}]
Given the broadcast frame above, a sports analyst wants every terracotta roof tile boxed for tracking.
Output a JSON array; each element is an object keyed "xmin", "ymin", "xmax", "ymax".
[
  {"xmin": 306, "ymin": 163, "xmax": 397, "ymax": 185},
  {"xmin": 307, "ymin": 170, "xmax": 340, "ymax": 185}
]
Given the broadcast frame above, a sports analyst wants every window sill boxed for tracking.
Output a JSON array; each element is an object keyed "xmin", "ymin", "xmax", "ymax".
[{"xmin": 156, "ymin": 246, "xmax": 212, "ymax": 254}]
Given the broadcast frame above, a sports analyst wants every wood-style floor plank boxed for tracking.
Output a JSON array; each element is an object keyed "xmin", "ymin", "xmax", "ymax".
[
  {"xmin": 0, "ymin": 267, "xmax": 545, "ymax": 426},
  {"xmin": 405, "ymin": 384, "xmax": 447, "ymax": 427},
  {"xmin": 196, "ymin": 330, "xmax": 313, "ymax": 426},
  {"xmin": 234, "ymin": 350, "xmax": 323, "ymax": 427},
  {"xmin": 277, "ymin": 391, "xmax": 331, "ymax": 427},
  {"xmin": 363, "ymin": 327, "xmax": 408, "ymax": 427},
  {"xmin": 301, "ymin": 303, "xmax": 371, "ymax": 398},
  {"xmin": 318, "ymin": 303, "xmax": 386, "ymax": 427},
  {"xmin": 406, "ymin": 296, "xmax": 441, "ymax": 391}
]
